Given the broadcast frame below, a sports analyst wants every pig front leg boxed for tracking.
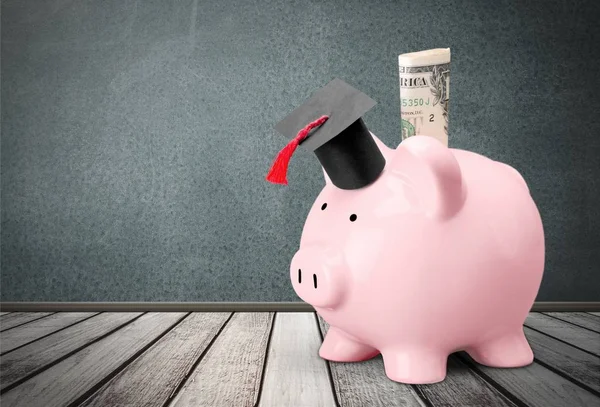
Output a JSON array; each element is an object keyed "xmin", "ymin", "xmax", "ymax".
[
  {"xmin": 381, "ymin": 347, "xmax": 448, "ymax": 384},
  {"xmin": 319, "ymin": 326, "xmax": 380, "ymax": 362}
]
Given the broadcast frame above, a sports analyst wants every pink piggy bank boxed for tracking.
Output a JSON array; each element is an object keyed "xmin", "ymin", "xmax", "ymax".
[
  {"xmin": 266, "ymin": 79, "xmax": 545, "ymax": 384},
  {"xmin": 290, "ymin": 134, "xmax": 545, "ymax": 384}
]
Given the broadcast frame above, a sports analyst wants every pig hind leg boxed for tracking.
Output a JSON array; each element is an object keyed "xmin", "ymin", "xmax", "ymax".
[
  {"xmin": 319, "ymin": 326, "xmax": 380, "ymax": 362},
  {"xmin": 465, "ymin": 329, "xmax": 534, "ymax": 368},
  {"xmin": 381, "ymin": 347, "xmax": 448, "ymax": 384}
]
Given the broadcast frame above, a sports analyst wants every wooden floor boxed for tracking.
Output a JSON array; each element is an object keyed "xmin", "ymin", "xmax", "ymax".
[{"xmin": 0, "ymin": 311, "xmax": 598, "ymax": 407}]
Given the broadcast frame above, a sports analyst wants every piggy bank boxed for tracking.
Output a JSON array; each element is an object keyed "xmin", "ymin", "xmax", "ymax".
[{"xmin": 289, "ymin": 134, "xmax": 545, "ymax": 384}]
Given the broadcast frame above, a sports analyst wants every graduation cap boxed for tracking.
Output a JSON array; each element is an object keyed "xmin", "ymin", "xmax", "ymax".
[{"xmin": 266, "ymin": 78, "xmax": 386, "ymax": 190}]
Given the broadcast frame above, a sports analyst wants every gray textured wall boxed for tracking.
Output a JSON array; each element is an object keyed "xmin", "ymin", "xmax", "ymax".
[{"xmin": 1, "ymin": 0, "xmax": 599, "ymax": 302}]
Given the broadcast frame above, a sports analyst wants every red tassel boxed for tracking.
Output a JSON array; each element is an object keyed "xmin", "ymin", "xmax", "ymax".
[{"xmin": 266, "ymin": 115, "xmax": 329, "ymax": 185}]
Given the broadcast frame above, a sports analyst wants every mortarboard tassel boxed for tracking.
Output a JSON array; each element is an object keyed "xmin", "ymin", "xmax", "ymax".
[{"xmin": 266, "ymin": 115, "xmax": 329, "ymax": 185}]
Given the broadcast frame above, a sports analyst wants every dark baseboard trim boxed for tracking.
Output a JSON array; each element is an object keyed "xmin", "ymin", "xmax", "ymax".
[
  {"xmin": 1, "ymin": 301, "xmax": 599, "ymax": 312},
  {"xmin": 0, "ymin": 302, "xmax": 313, "ymax": 312}
]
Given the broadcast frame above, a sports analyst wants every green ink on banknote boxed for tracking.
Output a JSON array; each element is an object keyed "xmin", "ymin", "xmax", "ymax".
[{"xmin": 401, "ymin": 119, "xmax": 416, "ymax": 140}]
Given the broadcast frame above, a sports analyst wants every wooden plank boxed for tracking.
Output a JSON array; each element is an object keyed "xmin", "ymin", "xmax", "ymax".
[
  {"xmin": 0, "ymin": 312, "xmax": 11, "ymax": 316},
  {"xmin": 459, "ymin": 353, "xmax": 600, "ymax": 407},
  {"xmin": 0, "ymin": 312, "xmax": 53, "ymax": 331},
  {"xmin": 0, "ymin": 312, "xmax": 186, "ymax": 407},
  {"xmin": 588, "ymin": 312, "xmax": 600, "ymax": 317},
  {"xmin": 317, "ymin": 316, "xmax": 425, "ymax": 407},
  {"xmin": 169, "ymin": 312, "xmax": 273, "ymax": 407},
  {"xmin": 258, "ymin": 313, "xmax": 336, "ymax": 407},
  {"xmin": 525, "ymin": 326, "xmax": 600, "ymax": 393},
  {"xmin": 80, "ymin": 312, "xmax": 231, "ymax": 407},
  {"xmin": 1, "ymin": 312, "xmax": 98, "ymax": 354},
  {"xmin": 544, "ymin": 312, "xmax": 600, "ymax": 333},
  {"xmin": 0, "ymin": 312, "xmax": 141, "ymax": 391},
  {"xmin": 525, "ymin": 313, "xmax": 600, "ymax": 356},
  {"xmin": 318, "ymin": 316, "xmax": 516, "ymax": 407},
  {"xmin": 417, "ymin": 357, "xmax": 519, "ymax": 407}
]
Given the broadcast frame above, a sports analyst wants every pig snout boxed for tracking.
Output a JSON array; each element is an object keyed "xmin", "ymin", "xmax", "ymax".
[{"xmin": 290, "ymin": 246, "xmax": 347, "ymax": 309}]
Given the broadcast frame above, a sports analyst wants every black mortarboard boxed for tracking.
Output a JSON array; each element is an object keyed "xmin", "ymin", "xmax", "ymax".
[{"xmin": 266, "ymin": 78, "xmax": 386, "ymax": 190}]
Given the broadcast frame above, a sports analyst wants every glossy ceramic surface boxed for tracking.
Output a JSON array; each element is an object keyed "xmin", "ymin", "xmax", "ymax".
[{"xmin": 290, "ymin": 135, "xmax": 545, "ymax": 384}]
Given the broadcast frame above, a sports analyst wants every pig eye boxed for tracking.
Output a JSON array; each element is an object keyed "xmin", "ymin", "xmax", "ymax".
[
  {"xmin": 349, "ymin": 214, "xmax": 357, "ymax": 222},
  {"xmin": 321, "ymin": 203, "xmax": 327, "ymax": 210}
]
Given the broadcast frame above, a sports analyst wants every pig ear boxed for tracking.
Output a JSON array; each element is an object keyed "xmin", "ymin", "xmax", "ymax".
[
  {"xmin": 390, "ymin": 136, "xmax": 465, "ymax": 220},
  {"xmin": 322, "ymin": 168, "xmax": 332, "ymax": 185},
  {"xmin": 369, "ymin": 132, "xmax": 392, "ymax": 156}
]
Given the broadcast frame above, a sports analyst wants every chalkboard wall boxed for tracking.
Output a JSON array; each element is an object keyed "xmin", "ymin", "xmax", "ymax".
[{"xmin": 2, "ymin": 0, "xmax": 599, "ymax": 301}]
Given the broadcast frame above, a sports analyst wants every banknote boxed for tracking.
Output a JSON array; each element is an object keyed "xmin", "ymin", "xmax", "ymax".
[{"xmin": 398, "ymin": 49, "xmax": 450, "ymax": 146}]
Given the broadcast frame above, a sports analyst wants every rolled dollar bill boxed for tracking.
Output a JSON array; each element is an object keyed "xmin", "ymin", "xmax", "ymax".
[{"xmin": 398, "ymin": 48, "xmax": 450, "ymax": 146}]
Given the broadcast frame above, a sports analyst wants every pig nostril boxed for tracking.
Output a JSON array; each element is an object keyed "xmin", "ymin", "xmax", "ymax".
[
  {"xmin": 313, "ymin": 273, "xmax": 318, "ymax": 289},
  {"xmin": 298, "ymin": 269, "xmax": 302, "ymax": 284},
  {"xmin": 321, "ymin": 203, "xmax": 327, "ymax": 210}
]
